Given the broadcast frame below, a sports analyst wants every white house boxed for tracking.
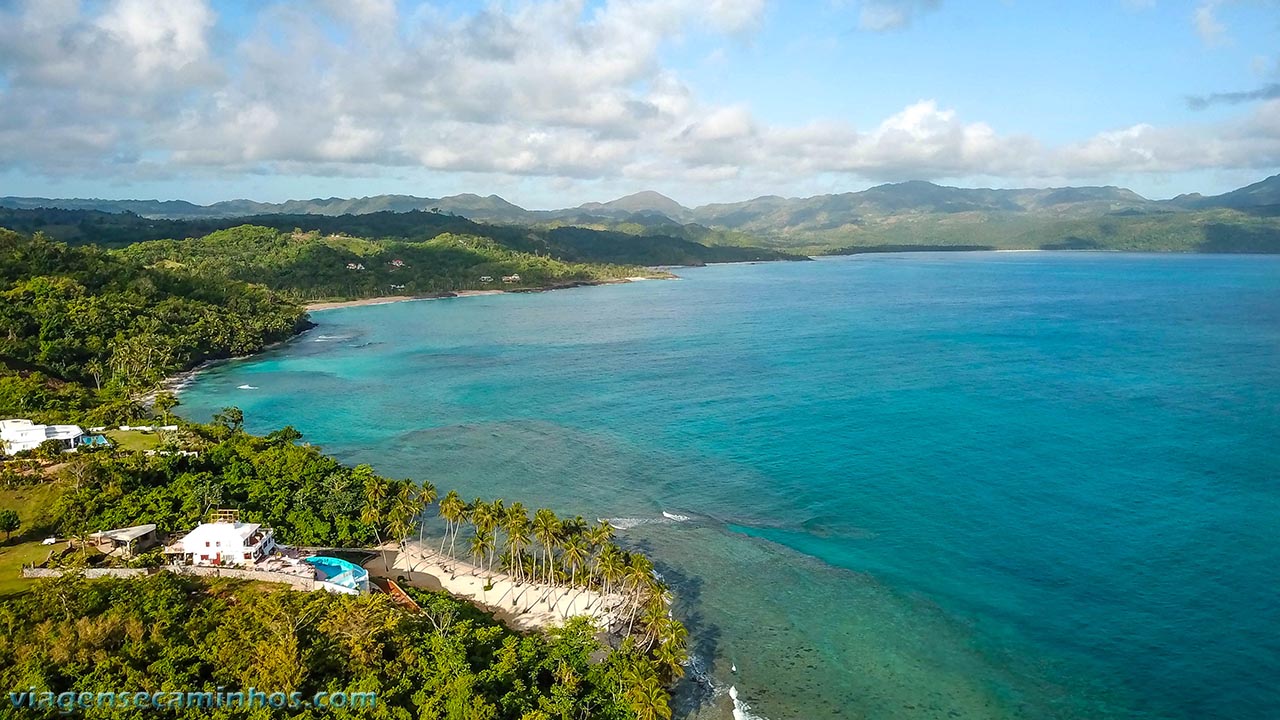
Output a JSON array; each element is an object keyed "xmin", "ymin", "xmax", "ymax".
[
  {"xmin": 177, "ymin": 521, "xmax": 277, "ymax": 566},
  {"xmin": 0, "ymin": 419, "xmax": 84, "ymax": 455},
  {"xmin": 88, "ymin": 523, "xmax": 159, "ymax": 559}
]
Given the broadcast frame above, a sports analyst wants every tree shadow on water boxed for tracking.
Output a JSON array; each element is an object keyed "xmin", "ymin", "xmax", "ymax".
[{"xmin": 629, "ymin": 538, "xmax": 724, "ymax": 719}]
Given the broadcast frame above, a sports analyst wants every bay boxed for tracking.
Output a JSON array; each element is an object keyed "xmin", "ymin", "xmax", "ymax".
[{"xmin": 180, "ymin": 252, "xmax": 1280, "ymax": 720}]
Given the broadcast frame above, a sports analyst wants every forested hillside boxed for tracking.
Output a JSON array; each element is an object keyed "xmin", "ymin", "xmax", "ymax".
[
  {"xmin": 0, "ymin": 229, "xmax": 307, "ymax": 421},
  {"xmin": 117, "ymin": 225, "xmax": 667, "ymax": 301},
  {"xmin": 821, "ymin": 207, "xmax": 1280, "ymax": 255},
  {"xmin": 0, "ymin": 206, "xmax": 805, "ymax": 265},
  {"xmin": 5, "ymin": 174, "xmax": 1278, "ymax": 255},
  {"xmin": 0, "ymin": 570, "xmax": 670, "ymax": 719}
]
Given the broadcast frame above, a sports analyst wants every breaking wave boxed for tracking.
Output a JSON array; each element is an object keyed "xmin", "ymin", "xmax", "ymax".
[
  {"xmin": 600, "ymin": 511, "xmax": 695, "ymax": 531},
  {"xmin": 729, "ymin": 686, "xmax": 769, "ymax": 720}
]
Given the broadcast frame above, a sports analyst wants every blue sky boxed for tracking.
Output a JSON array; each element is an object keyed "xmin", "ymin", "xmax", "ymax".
[{"xmin": 0, "ymin": 0, "xmax": 1277, "ymax": 207}]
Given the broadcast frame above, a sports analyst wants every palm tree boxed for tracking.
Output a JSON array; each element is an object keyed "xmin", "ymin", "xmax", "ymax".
[
  {"xmin": 86, "ymin": 359, "xmax": 106, "ymax": 391},
  {"xmin": 533, "ymin": 508, "xmax": 560, "ymax": 585},
  {"xmin": 387, "ymin": 482, "xmax": 418, "ymax": 558},
  {"xmin": 653, "ymin": 618, "xmax": 689, "ymax": 680},
  {"xmin": 415, "ymin": 480, "xmax": 438, "ymax": 548},
  {"xmin": 639, "ymin": 594, "xmax": 672, "ymax": 651},
  {"xmin": 624, "ymin": 553, "xmax": 656, "ymax": 635},
  {"xmin": 469, "ymin": 531, "xmax": 494, "ymax": 601},
  {"xmin": 504, "ymin": 502, "xmax": 530, "ymax": 583},
  {"xmin": 437, "ymin": 490, "xmax": 465, "ymax": 557},
  {"xmin": 563, "ymin": 515, "xmax": 587, "ymax": 540},
  {"xmin": 360, "ymin": 473, "xmax": 389, "ymax": 571},
  {"xmin": 561, "ymin": 535, "xmax": 589, "ymax": 590},
  {"xmin": 488, "ymin": 498, "xmax": 505, "ymax": 569},
  {"xmin": 628, "ymin": 680, "xmax": 672, "ymax": 720},
  {"xmin": 585, "ymin": 521, "xmax": 614, "ymax": 590},
  {"xmin": 596, "ymin": 544, "xmax": 626, "ymax": 599},
  {"xmin": 469, "ymin": 500, "xmax": 498, "ymax": 571},
  {"xmin": 586, "ymin": 520, "xmax": 614, "ymax": 554}
]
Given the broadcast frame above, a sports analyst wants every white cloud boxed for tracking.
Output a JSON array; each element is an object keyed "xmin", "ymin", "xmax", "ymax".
[
  {"xmin": 1194, "ymin": 1, "xmax": 1227, "ymax": 45},
  {"xmin": 0, "ymin": 0, "xmax": 1276, "ymax": 199},
  {"xmin": 857, "ymin": 0, "xmax": 941, "ymax": 31},
  {"xmin": 95, "ymin": 0, "xmax": 214, "ymax": 75},
  {"xmin": 1057, "ymin": 100, "xmax": 1280, "ymax": 173}
]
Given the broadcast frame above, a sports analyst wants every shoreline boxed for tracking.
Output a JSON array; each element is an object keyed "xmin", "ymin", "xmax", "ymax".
[
  {"xmin": 304, "ymin": 276, "xmax": 667, "ymax": 312},
  {"xmin": 304, "ymin": 290, "xmax": 502, "ymax": 311}
]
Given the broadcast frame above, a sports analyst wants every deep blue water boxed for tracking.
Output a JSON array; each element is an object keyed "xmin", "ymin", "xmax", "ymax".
[{"xmin": 180, "ymin": 253, "xmax": 1280, "ymax": 720}]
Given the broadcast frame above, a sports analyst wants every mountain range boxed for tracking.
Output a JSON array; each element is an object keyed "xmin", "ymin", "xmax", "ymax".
[{"xmin": 3, "ymin": 174, "xmax": 1278, "ymax": 254}]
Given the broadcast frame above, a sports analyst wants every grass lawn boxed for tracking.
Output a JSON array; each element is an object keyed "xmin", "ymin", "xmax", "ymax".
[
  {"xmin": 105, "ymin": 429, "xmax": 162, "ymax": 452},
  {"xmin": 0, "ymin": 479, "xmax": 69, "ymax": 599}
]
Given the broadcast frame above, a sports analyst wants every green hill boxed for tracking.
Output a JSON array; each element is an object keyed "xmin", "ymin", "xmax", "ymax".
[
  {"xmin": 117, "ymin": 225, "xmax": 669, "ymax": 302},
  {"xmin": 0, "ymin": 228, "xmax": 308, "ymax": 420},
  {"xmin": 0, "ymin": 207, "xmax": 806, "ymax": 266},
  {"xmin": 5, "ymin": 174, "xmax": 1280, "ymax": 256}
]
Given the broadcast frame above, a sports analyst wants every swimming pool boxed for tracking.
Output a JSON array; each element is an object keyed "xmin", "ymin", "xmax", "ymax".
[{"xmin": 304, "ymin": 556, "xmax": 369, "ymax": 594}]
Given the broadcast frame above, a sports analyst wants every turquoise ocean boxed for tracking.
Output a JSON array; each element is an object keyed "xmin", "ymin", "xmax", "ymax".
[{"xmin": 179, "ymin": 253, "xmax": 1280, "ymax": 720}]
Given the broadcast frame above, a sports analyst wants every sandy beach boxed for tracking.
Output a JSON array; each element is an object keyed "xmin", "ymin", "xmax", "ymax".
[
  {"xmin": 364, "ymin": 541, "xmax": 627, "ymax": 633},
  {"xmin": 305, "ymin": 290, "xmax": 506, "ymax": 311},
  {"xmin": 304, "ymin": 276, "xmax": 676, "ymax": 312}
]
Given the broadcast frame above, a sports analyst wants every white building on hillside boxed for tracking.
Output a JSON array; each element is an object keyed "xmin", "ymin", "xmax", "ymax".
[
  {"xmin": 174, "ymin": 521, "xmax": 277, "ymax": 566},
  {"xmin": 0, "ymin": 419, "xmax": 84, "ymax": 455}
]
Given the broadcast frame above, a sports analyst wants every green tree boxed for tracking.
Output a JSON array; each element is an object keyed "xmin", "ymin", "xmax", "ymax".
[
  {"xmin": 360, "ymin": 469, "xmax": 390, "ymax": 571},
  {"xmin": 386, "ymin": 481, "xmax": 419, "ymax": 551},
  {"xmin": 533, "ymin": 508, "xmax": 560, "ymax": 585},
  {"xmin": 503, "ymin": 502, "xmax": 530, "ymax": 583},
  {"xmin": 35, "ymin": 438, "xmax": 66, "ymax": 461},
  {"xmin": 470, "ymin": 499, "xmax": 499, "ymax": 571},
  {"xmin": 0, "ymin": 509, "xmax": 19, "ymax": 541},
  {"xmin": 561, "ymin": 535, "xmax": 588, "ymax": 590},
  {"xmin": 267, "ymin": 425, "xmax": 303, "ymax": 445},
  {"xmin": 416, "ymin": 480, "xmax": 438, "ymax": 548},
  {"xmin": 438, "ymin": 490, "xmax": 465, "ymax": 559},
  {"xmin": 153, "ymin": 391, "xmax": 178, "ymax": 424},
  {"xmin": 213, "ymin": 406, "xmax": 244, "ymax": 433}
]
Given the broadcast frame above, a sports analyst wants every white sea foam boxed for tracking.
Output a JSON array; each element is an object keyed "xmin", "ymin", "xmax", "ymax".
[
  {"xmin": 599, "ymin": 517, "xmax": 656, "ymax": 530},
  {"xmin": 237, "ymin": 384, "xmax": 258, "ymax": 390},
  {"xmin": 728, "ymin": 686, "xmax": 769, "ymax": 720},
  {"xmin": 313, "ymin": 335, "xmax": 352, "ymax": 342},
  {"xmin": 599, "ymin": 512, "xmax": 693, "ymax": 531}
]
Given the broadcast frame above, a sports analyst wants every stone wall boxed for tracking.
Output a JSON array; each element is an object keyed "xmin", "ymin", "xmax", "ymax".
[
  {"xmin": 22, "ymin": 567, "xmax": 148, "ymax": 579},
  {"xmin": 171, "ymin": 565, "xmax": 315, "ymax": 590},
  {"xmin": 22, "ymin": 565, "xmax": 314, "ymax": 590}
]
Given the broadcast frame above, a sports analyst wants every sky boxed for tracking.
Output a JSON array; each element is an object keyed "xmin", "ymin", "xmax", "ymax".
[{"xmin": 0, "ymin": 0, "xmax": 1277, "ymax": 208}]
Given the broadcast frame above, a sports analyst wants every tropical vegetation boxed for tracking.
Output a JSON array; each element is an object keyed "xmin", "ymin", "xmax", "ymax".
[
  {"xmin": 30, "ymin": 415, "xmax": 686, "ymax": 676},
  {"xmin": 0, "ymin": 228, "xmax": 307, "ymax": 422},
  {"xmin": 117, "ymin": 225, "xmax": 668, "ymax": 302},
  {"xmin": 0, "ymin": 221, "xmax": 688, "ymax": 718},
  {"xmin": 0, "ymin": 572, "xmax": 675, "ymax": 719},
  {"xmin": 3, "ymin": 415, "xmax": 685, "ymax": 717}
]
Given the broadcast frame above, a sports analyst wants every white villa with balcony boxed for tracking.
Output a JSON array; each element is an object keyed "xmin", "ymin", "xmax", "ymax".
[{"xmin": 174, "ymin": 521, "xmax": 277, "ymax": 566}]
